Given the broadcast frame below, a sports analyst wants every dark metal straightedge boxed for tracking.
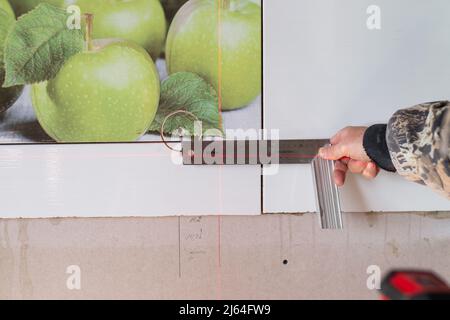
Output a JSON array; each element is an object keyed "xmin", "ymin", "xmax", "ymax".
[{"xmin": 182, "ymin": 139, "xmax": 329, "ymax": 165}]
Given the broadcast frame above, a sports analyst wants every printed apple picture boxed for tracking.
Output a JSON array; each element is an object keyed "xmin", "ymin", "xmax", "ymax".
[
  {"xmin": 160, "ymin": 0, "xmax": 188, "ymax": 24},
  {"xmin": 0, "ymin": 0, "xmax": 23, "ymax": 113},
  {"xmin": 8, "ymin": 0, "xmax": 66, "ymax": 16},
  {"xmin": 166, "ymin": 0, "xmax": 261, "ymax": 110},
  {"xmin": 74, "ymin": 0, "xmax": 167, "ymax": 60},
  {"xmin": 0, "ymin": 0, "xmax": 262, "ymax": 143}
]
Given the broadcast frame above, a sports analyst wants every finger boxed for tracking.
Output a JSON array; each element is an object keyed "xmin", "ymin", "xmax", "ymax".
[
  {"xmin": 334, "ymin": 160, "xmax": 348, "ymax": 186},
  {"xmin": 371, "ymin": 162, "xmax": 380, "ymax": 178},
  {"xmin": 340, "ymin": 157, "xmax": 350, "ymax": 165},
  {"xmin": 362, "ymin": 162, "xmax": 379, "ymax": 180},
  {"xmin": 330, "ymin": 128, "xmax": 346, "ymax": 145},
  {"xmin": 319, "ymin": 144, "xmax": 347, "ymax": 160},
  {"xmin": 347, "ymin": 160, "xmax": 367, "ymax": 174},
  {"xmin": 330, "ymin": 134, "xmax": 340, "ymax": 145}
]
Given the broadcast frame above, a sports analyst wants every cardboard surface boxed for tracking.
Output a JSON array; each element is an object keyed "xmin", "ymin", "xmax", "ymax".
[{"xmin": 1, "ymin": 212, "xmax": 450, "ymax": 299}]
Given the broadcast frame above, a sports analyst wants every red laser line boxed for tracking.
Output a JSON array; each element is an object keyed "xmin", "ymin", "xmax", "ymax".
[{"xmin": 216, "ymin": 0, "xmax": 223, "ymax": 301}]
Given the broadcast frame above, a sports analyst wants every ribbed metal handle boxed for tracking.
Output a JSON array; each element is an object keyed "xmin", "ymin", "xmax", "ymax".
[{"xmin": 311, "ymin": 156, "xmax": 344, "ymax": 229}]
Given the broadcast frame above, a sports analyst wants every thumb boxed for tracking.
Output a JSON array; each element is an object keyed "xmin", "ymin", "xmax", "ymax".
[{"xmin": 319, "ymin": 144, "xmax": 346, "ymax": 160}]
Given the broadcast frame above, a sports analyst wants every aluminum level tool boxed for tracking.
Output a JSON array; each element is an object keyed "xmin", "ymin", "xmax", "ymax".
[{"xmin": 181, "ymin": 139, "xmax": 344, "ymax": 230}]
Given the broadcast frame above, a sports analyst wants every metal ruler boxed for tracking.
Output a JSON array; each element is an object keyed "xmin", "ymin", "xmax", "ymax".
[
  {"xmin": 182, "ymin": 139, "xmax": 344, "ymax": 229},
  {"xmin": 182, "ymin": 139, "xmax": 328, "ymax": 165}
]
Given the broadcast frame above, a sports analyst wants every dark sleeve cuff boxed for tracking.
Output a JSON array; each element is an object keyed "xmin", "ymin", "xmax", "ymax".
[{"xmin": 363, "ymin": 124, "xmax": 397, "ymax": 172}]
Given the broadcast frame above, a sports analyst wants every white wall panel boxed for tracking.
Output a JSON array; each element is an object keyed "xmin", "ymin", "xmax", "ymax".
[
  {"xmin": 263, "ymin": 0, "xmax": 450, "ymax": 212},
  {"xmin": 0, "ymin": 143, "xmax": 261, "ymax": 217}
]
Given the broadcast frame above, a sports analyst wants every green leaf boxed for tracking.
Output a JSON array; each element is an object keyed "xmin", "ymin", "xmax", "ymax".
[
  {"xmin": 0, "ymin": 8, "xmax": 15, "ymax": 96},
  {"xmin": 149, "ymin": 72, "xmax": 223, "ymax": 136},
  {"xmin": 2, "ymin": 3, "xmax": 84, "ymax": 88},
  {"xmin": 0, "ymin": 8, "xmax": 15, "ymax": 65}
]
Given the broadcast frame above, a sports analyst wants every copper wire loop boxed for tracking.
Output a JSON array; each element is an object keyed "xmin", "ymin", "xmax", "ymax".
[{"xmin": 160, "ymin": 110, "xmax": 201, "ymax": 153}]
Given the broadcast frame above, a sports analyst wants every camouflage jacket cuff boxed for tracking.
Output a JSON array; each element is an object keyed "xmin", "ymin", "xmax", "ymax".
[{"xmin": 363, "ymin": 124, "xmax": 397, "ymax": 172}]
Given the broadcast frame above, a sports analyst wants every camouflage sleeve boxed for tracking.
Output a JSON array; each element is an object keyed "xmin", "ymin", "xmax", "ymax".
[{"xmin": 386, "ymin": 101, "xmax": 450, "ymax": 199}]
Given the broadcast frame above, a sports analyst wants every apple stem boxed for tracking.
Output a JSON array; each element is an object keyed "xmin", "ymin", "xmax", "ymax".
[
  {"xmin": 84, "ymin": 13, "xmax": 94, "ymax": 52},
  {"xmin": 221, "ymin": 0, "xmax": 230, "ymax": 10}
]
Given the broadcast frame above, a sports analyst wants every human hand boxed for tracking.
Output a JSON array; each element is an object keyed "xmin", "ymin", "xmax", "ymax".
[{"xmin": 318, "ymin": 126, "xmax": 380, "ymax": 186}]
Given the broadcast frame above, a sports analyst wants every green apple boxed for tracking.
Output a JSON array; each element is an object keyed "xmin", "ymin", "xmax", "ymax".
[
  {"xmin": 0, "ymin": 0, "xmax": 15, "ymax": 17},
  {"xmin": 75, "ymin": 0, "xmax": 167, "ymax": 60},
  {"xmin": 166, "ymin": 0, "xmax": 261, "ymax": 110},
  {"xmin": 0, "ymin": 2, "xmax": 23, "ymax": 114},
  {"xmin": 8, "ymin": 0, "xmax": 66, "ymax": 17},
  {"xmin": 31, "ymin": 40, "xmax": 160, "ymax": 142}
]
